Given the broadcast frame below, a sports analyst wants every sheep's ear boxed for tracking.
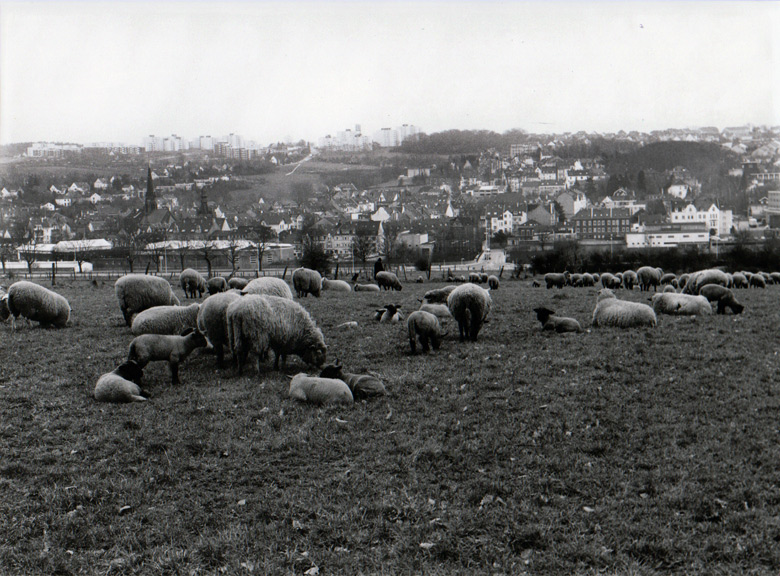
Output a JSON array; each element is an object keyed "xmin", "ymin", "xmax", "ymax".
[{"xmin": 181, "ymin": 327, "xmax": 194, "ymax": 336}]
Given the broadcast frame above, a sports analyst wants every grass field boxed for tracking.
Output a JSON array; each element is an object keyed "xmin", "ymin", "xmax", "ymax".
[{"xmin": 1, "ymin": 277, "xmax": 780, "ymax": 575}]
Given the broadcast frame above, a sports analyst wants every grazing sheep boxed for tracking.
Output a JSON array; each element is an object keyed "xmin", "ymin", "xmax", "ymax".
[
  {"xmin": 180, "ymin": 268, "xmax": 206, "ymax": 299},
  {"xmin": 447, "ymin": 283, "xmax": 492, "ymax": 342},
  {"xmin": 227, "ymin": 277, "xmax": 250, "ymax": 290},
  {"xmin": 288, "ymin": 373, "xmax": 353, "ymax": 405},
  {"xmin": 636, "ymin": 266, "xmax": 662, "ymax": 292},
  {"xmin": 197, "ymin": 291, "xmax": 242, "ymax": 367},
  {"xmin": 663, "ymin": 285, "xmax": 677, "ymax": 293},
  {"xmin": 592, "ymin": 288, "xmax": 656, "ymax": 328},
  {"xmin": 699, "ymin": 284, "xmax": 744, "ymax": 314},
  {"xmin": 319, "ymin": 361, "xmax": 387, "ymax": 399},
  {"xmin": 600, "ymin": 272, "xmax": 622, "ymax": 290},
  {"xmin": 93, "ymin": 360, "xmax": 147, "ymax": 403},
  {"xmin": 532, "ymin": 307, "xmax": 583, "ymax": 333},
  {"xmin": 0, "ymin": 291, "xmax": 10, "ymax": 322},
  {"xmin": 683, "ymin": 269, "xmax": 732, "ymax": 294},
  {"xmin": 651, "ymin": 293, "xmax": 713, "ymax": 316},
  {"xmin": 376, "ymin": 271, "xmax": 403, "ymax": 291},
  {"xmin": 468, "ymin": 272, "xmax": 481, "ymax": 284},
  {"xmin": 544, "ymin": 273, "xmax": 566, "ymax": 289},
  {"xmin": 677, "ymin": 273, "xmax": 690, "ymax": 290},
  {"xmin": 581, "ymin": 273, "xmax": 595, "ymax": 287},
  {"xmin": 731, "ymin": 272, "xmax": 748, "ymax": 289},
  {"xmin": 569, "ymin": 273, "xmax": 584, "ymax": 287},
  {"xmin": 622, "ymin": 270, "xmax": 639, "ymax": 290},
  {"xmin": 128, "ymin": 328, "xmax": 208, "ymax": 385},
  {"xmin": 771, "ymin": 272, "xmax": 780, "ymax": 284},
  {"xmin": 6, "ymin": 281, "xmax": 71, "ymax": 329},
  {"xmin": 241, "ymin": 277, "xmax": 294, "ymax": 300},
  {"xmin": 322, "ymin": 277, "xmax": 353, "ymax": 292},
  {"xmin": 749, "ymin": 274, "xmax": 766, "ymax": 289},
  {"xmin": 760, "ymin": 271, "xmax": 773, "ymax": 285},
  {"xmin": 532, "ymin": 280, "xmax": 541, "ymax": 288},
  {"xmin": 487, "ymin": 275, "xmax": 499, "ymax": 290},
  {"xmin": 660, "ymin": 273, "xmax": 677, "ymax": 286},
  {"xmin": 423, "ymin": 285, "xmax": 457, "ymax": 304},
  {"xmin": 407, "ymin": 310, "xmax": 445, "ymax": 354},
  {"xmin": 419, "ymin": 302, "xmax": 452, "ymax": 321},
  {"xmin": 226, "ymin": 295, "xmax": 327, "ymax": 373},
  {"xmin": 292, "ymin": 267, "xmax": 322, "ymax": 298},
  {"xmin": 207, "ymin": 276, "xmax": 228, "ymax": 295},
  {"xmin": 115, "ymin": 274, "xmax": 180, "ymax": 326},
  {"xmin": 375, "ymin": 304, "xmax": 403, "ymax": 323},
  {"xmin": 353, "ymin": 283, "xmax": 381, "ymax": 292},
  {"xmin": 131, "ymin": 303, "xmax": 200, "ymax": 335}
]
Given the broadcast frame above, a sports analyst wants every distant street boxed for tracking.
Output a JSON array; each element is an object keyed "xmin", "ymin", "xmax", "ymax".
[{"xmin": 285, "ymin": 153, "xmax": 312, "ymax": 176}]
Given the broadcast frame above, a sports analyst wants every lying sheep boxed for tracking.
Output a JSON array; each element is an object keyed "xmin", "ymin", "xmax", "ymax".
[
  {"xmin": 241, "ymin": 277, "xmax": 294, "ymax": 300},
  {"xmin": 180, "ymin": 268, "xmax": 206, "ymax": 299},
  {"xmin": 375, "ymin": 304, "xmax": 403, "ymax": 323},
  {"xmin": 487, "ymin": 275, "xmax": 500, "ymax": 290},
  {"xmin": 288, "ymin": 373, "xmax": 353, "ymax": 405},
  {"xmin": 197, "ymin": 291, "xmax": 242, "ymax": 367},
  {"xmin": 292, "ymin": 267, "xmax": 322, "ymax": 298},
  {"xmin": 93, "ymin": 360, "xmax": 147, "ymax": 403},
  {"xmin": 422, "ymin": 285, "xmax": 457, "ymax": 304},
  {"xmin": 447, "ymin": 283, "xmax": 492, "ymax": 342},
  {"xmin": 407, "ymin": 310, "xmax": 446, "ymax": 354},
  {"xmin": 131, "ymin": 303, "xmax": 200, "ymax": 335},
  {"xmin": 322, "ymin": 278, "xmax": 353, "ymax": 292},
  {"xmin": 533, "ymin": 307, "xmax": 583, "ymax": 333},
  {"xmin": 115, "ymin": 274, "xmax": 180, "ymax": 326},
  {"xmin": 698, "ymin": 284, "xmax": 744, "ymax": 314},
  {"xmin": 207, "ymin": 276, "xmax": 228, "ymax": 295},
  {"xmin": 651, "ymin": 293, "xmax": 713, "ymax": 316},
  {"xmin": 353, "ymin": 283, "xmax": 381, "ymax": 292},
  {"xmin": 128, "ymin": 328, "xmax": 208, "ymax": 385},
  {"xmin": 319, "ymin": 361, "xmax": 387, "ymax": 399},
  {"xmin": 6, "ymin": 281, "xmax": 71, "ymax": 329},
  {"xmin": 419, "ymin": 302, "xmax": 452, "ymax": 321},
  {"xmin": 636, "ymin": 266, "xmax": 662, "ymax": 292},
  {"xmin": 592, "ymin": 288, "xmax": 656, "ymax": 328},
  {"xmin": 376, "ymin": 271, "xmax": 403, "ymax": 291},
  {"xmin": 227, "ymin": 277, "xmax": 250, "ymax": 290},
  {"xmin": 226, "ymin": 294, "xmax": 327, "ymax": 373}
]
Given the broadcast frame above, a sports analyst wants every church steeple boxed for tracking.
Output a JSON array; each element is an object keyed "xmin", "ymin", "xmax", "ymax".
[
  {"xmin": 199, "ymin": 187, "xmax": 210, "ymax": 216},
  {"xmin": 144, "ymin": 166, "xmax": 157, "ymax": 214}
]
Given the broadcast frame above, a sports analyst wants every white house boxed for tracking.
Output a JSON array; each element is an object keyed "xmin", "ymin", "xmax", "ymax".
[
  {"xmin": 670, "ymin": 203, "xmax": 733, "ymax": 237},
  {"xmin": 93, "ymin": 178, "xmax": 109, "ymax": 190},
  {"xmin": 666, "ymin": 182, "xmax": 691, "ymax": 199},
  {"xmin": 371, "ymin": 206, "xmax": 391, "ymax": 222}
]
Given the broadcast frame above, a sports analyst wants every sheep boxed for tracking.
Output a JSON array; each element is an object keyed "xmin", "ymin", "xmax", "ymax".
[
  {"xmin": 569, "ymin": 273, "xmax": 583, "ymax": 287},
  {"xmin": 468, "ymin": 272, "xmax": 481, "ymax": 284},
  {"xmin": 131, "ymin": 303, "xmax": 200, "ymax": 335},
  {"xmin": 771, "ymin": 272, "xmax": 780, "ymax": 284},
  {"xmin": 93, "ymin": 360, "xmax": 148, "ymax": 403},
  {"xmin": 179, "ymin": 268, "xmax": 206, "ymax": 299},
  {"xmin": 749, "ymin": 274, "xmax": 766, "ymax": 289},
  {"xmin": 6, "ymin": 281, "xmax": 71, "ymax": 329},
  {"xmin": 375, "ymin": 304, "xmax": 403, "ymax": 323},
  {"xmin": 353, "ymin": 283, "xmax": 381, "ymax": 292},
  {"xmin": 447, "ymin": 283, "xmax": 492, "ymax": 342},
  {"xmin": 207, "ymin": 276, "xmax": 228, "ymax": 295},
  {"xmin": 241, "ymin": 277, "xmax": 294, "ymax": 300},
  {"xmin": 288, "ymin": 373, "xmax": 353, "ymax": 405},
  {"xmin": 422, "ymin": 285, "xmax": 457, "ymax": 304},
  {"xmin": 698, "ymin": 284, "xmax": 744, "ymax": 315},
  {"xmin": 0, "ymin": 291, "xmax": 10, "ymax": 322},
  {"xmin": 677, "ymin": 273, "xmax": 690, "ymax": 290},
  {"xmin": 581, "ymin": 273, "xmax": 596, "ymax": 287},
  {"xmin": 376, "ymin": 271, "xmax": 403, "ymax": 291},
  {"xmin": 622, "ymin": 270, "xmax": 639, "ymax": 290},
  {"xmin": 197, "ymin": 291, "xmax": 242, "ymax": 367},
  {"xmin": 533, "ymin": 307, "xmax": 583, "ymax": 333},
  {"xmin": 416, "ymin": 276, "xmax": 425, "ymax": 284},
  {"xmin": 663, "ymin": 285, "xmax": 677, "ymax": 293},
  {"xmin": 531, "ymin": 280, "xmax": 541, "ymax": 288},
  {"xmin": 115, "ymin": 274, "xmax": 180, "ymax": 326},
  {"xmin": 731, "ymin": 272, "xmax": 749, "ymax": 289},
  {"xmin": 544, "ymin": 273, "xmax": 566, "ymax": 289},
  {"xmin": 128, "ymin": 328, "xmax": 208, "ymax": 385},
  {"xmin": 419, "ymin": 302, "xmax": 452, "ymax": 322},
  {"xmin": 322, "ymin": 277, "xmax": 353, "ymax": 292},
  {"xmin": 292, "ymin": 267, "xmax": 322, "ymax": 298},
  {"xmin": 226, "ymin": 294, "xmax": 327, "ymax": 373},
  {"xmin": 660, "ymin": 273, "xmax": 677, "ymax": 286},
  {"xmin": 487, "ymin": 275, "xmax": 499, "ymax": 290},
  {"xmin": 683, "ymin": 269, "xmax": 732, "ymax": 294},
  {"xmin": 636, "ymin": 266, "xmax": 662, "ymax": 292},
  {"xmin": 407, "ymin": 310, "xmax": 446, "ymax": 354},
  {"xmin": 319, "ymin": 361, "xmax": 387, "ymax": 399},
  {"xmin": 651, "ymin": 293, "xmax": 713, "ymax": 316},
  {"xmin": 227, "ymin": 277, "xmax": 250, "ymax": 290},
  {"xmin": 591, "ymin": 288, "xmax": 657, "ymax": 328},
  {"xmin": 600, "ymin": 272, "xmax": 622, "ymax": 290}
]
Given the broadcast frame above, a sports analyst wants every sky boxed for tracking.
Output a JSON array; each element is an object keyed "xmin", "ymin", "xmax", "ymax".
[{"xmin": 1, "ymin": 1, "xmax": 779, "ymax": 146}]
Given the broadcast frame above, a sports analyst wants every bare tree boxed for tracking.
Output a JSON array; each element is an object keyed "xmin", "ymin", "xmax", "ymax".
[
  {"xmin": 198, "ymin": 240, "xmax": 217, "ymax": 277},
  {"xmin": 225, "ymin": 238, "xmax": 245, "ymax": 274},
  {"xmin": 382, "ymin": 221, "xmax": 402, "ymax": 264},
  {"xmin": 69, "ymin": 237, "xmax": 95, "ymax": 273},
  {"xmin": 252, "ymin": 225, "xmax": 276, "ymax": 272},
  {"xmin": 352, "ymin": 228, "xmax": 375, "ymax": 275},
  {"xmin": 174, "ymin": 240, "xmax": 191, "ymax": 271}
]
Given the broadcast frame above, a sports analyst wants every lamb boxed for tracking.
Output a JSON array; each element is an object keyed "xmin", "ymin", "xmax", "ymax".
[
  {"xmin": 115, "ymin": 274, "xmax": 180, "ymax": 326},
  {"xmin": 179, "ymin": 268, "xmax": 206, "ymax": 299},
  {"xmin": 227, "ymin": 277, "xmax": 250, "ymax": 290},
  {"xmin": 288, "ymin": 373, "xmax": 353, "ymax": 405},
  {"xmin": 533, "ymin": 307, "xmax": 583, "ymax": 333},
  {"xmin": 375, "ymin": 304, "xmax": 403, "ymax": 323},
  {"xmin": 591, "ymin": 288, "xmax": 657, "ymax": 328},
  {"xmin": 447, "ymin": 283, "xmax": 492, "ymax": 341},
  {"xmin": 407, "ymin": 310, "xmax": 446, "ymax": 353},
  {"xmin": 292, "ymin": 267, "xmax": 322, "ymax": 298},
  {"xmin": 544, "ymin": 273, "xmax": 566, "ymax": 289},
  {"xmin": 376, "ymin": 271, "xmax": 403, "ymax": 291},
  {"xmin": 207, "ymin": 276, "xmax": 228, "ymax": 295},
  {"xmin": 127, "ymin": 328, "xmax": 208, "ymax": 385},
  {"xmin": 487, "ymin": 275, "xmax": 500, "ymax": 290},
  {"xmin": 93, "ymin": 360, "xmax": 147, "ymax": 403},
  {"xmin": 419, "ymin": 302, "xmax": 452, "ymax": 321},
  {"xmin": 131, "ymin": 303, "xmax": 200, "ymax": 335},
  {"xmin": 197, "ymin": 291, "xmax": 242, "ymax": 367},
  {"xmin": 353, "ymin": 283, "xmax": 381, "ymax": 292},
  {"xmin": 651, "ymin": 293, "xmax": 713, "ymax": 316},
  {"xmin": 319, "ymin": 361, "xmax": 387, "ymax": 399},
  {"xmin": 683, "ymin": 269, "xmax": 732, "ymax": 294},
  {"xmin": 226, "ymin": 294, "xmax": 327, "ymax": 373},
  {"xmin": 6, "ymin": 281, "xmax": 71, "ymax": 329},
  {"xmin": 241, "ymin": 277, "xmax": 294, "ymax": 300},
  {"xmin": 422, "ymin": 285, "xmax": 457, "ymax": 304},
  {"xmin": 322, "ymin": 277, "xmax": 353, "ymax": 292},
  {"xmin": 698, "ymin": 284, "xmax": 744, "ymax": 314},
  {"xmin": 636, "ymin": 266, "xmax": 662, "ymax": 292}
]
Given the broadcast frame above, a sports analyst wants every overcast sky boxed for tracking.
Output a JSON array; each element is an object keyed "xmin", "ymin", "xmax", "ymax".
[{"xmin": 1, "ymin": 1, "xmax": 779, "ymax": 146}]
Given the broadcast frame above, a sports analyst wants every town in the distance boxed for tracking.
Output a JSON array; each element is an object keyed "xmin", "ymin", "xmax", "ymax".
[{"xmin": 1, "ymin": 122, "xmax": 779, "ymax": 277}]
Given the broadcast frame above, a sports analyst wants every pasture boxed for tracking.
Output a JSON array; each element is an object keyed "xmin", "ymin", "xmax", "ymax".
[{"xmin": 1, "ymin": 277, "xmax": 779, "ymax": 575}]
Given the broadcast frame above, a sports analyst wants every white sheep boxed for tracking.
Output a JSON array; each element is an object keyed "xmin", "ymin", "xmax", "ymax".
[
  {"xmin": 544, "ymin": 273, "xmax": 567, "ymax": 289},
  {"xmin": 407, "ymin": 310, "xmax": 446, "ymax": 353},
  {"xmin": 115, "ymin": 274, "xmax": 180, "ymax": 326},
  {"xmin": 227, "ymin": 277, "xmax": 250, "ymax": 290},
  {"xmin": 322, "ymin": 277, "xmax": 353, "ymax": 292},
  {"xmin": 487, "ymin": 275, "xmax": 500, "ymax": 290},
  {"xmin": 353, "ymin": 283, "xmax": 381, "ymax": 292},
  {"xmin": 226, "ymin": 294, "xmax": 327, "ymax": 373},
  {"xmin": 749, "ymin": 274, "xmax": 766, "ymax": 289},
  {"xmin": 131, "ymin": 303, "xmax": 200, "ymax": 335},
  {"xmin": 0, "ymin": 291, "xmax": 9, "ymax": 322},
  {"xmin": 375, "ymin": 304, "xmax": 404, "ymax": 323},
  {"xmin": 376, "ymin": 271, "xmax": 403, "ymax": 291},
  {"xmin": 180, "ymin": 268, "xmax": 206, "ymax": 299},
  {"xmin": 127, "ymin": 328, "xmax": 208, "ymax": 385},
  {"xmin": 93, "ymin": 360, "xmax": 147, "ymax": 403},
  {"xmin": 197, "ymin": 291, "xmax": 242, "ymax": 367},
  {"xmin": 651, "ymin": 293, "xmax": 713, "ymax": 316},
  {"xmin": 319, "ymin": 361, "xmax": 387, "ymax": 399},
  {"xmin": 622, "ymin": 270, "xmax": 639, "ymax": 290},
  {"xmin": 636, "ymin": 266, "xmax": 662, "ymax": 292},
  {"xmin": 591, "ymin": 288, "xmax": 657, "ymax": 328},
  {"xmin": 292, "ymin": 267, "xmax": 322, "ymax": 298},
  {"xmin": 533, "ymin": 307, "xmax": 583, "ymax": 333},
  {"xmin": 731, "ymin": 272, "xmax": 748, "ymax": 289},
  {"xmin": 447, "ymin": 283, "xmax": 492, "ymax": 341},
  {"xmin": 6, "ymin": 281, "xmax": 71, "ymax": 329},
  {"xmin": 698, "ymin": 285, "xmax": 744, "ymax": 314},
  {"xmin": 288, "ymin": 373, "xmax": 353, "ymax": 405},
  {"xmin": 682, "ymin": 269, "xmax": 731, "ymax": 294},
  {"xmin": 422, "ymin": 285, "xmax": 457, "ymax": 303},
  {"xmin": 241, "ymin": 277, "xmax": 294, "ymax": 300},
  {"xmin": 419, "ymin": 302, "xmax": 452, "ymax": 322},
  {"xmin": 600, "ymin": 272, "xmax": 622, "ymax": 290},
  {"xmin": 207, "ymin": 276, "xmax": 228, "ymax": 295}
]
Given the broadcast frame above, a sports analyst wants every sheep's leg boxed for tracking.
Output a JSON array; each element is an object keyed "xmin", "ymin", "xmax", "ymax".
[
  {"xmin": 431, "ymin": 335, "xmax": 440, "ymax": 350},
  {"xmin": 170, "ymin": 362, "xmax": 180, "ymax": 385},
  {"xmin": 216, "ymin": 344, "xmax": 225, "ymax": 368},
  {"xmin": 409, "ymin": 335, "xmax": 417, "ymax": 354},
  {"xmin": 420, "ymin": 335, "xmax": 430, "ymax": 353}
]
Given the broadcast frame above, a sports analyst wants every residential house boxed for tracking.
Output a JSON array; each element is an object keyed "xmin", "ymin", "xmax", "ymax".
[
  {"xmin": 670, "ymin": 200, "xmax": 733, "ymax": 237},
  {"xmin": 601, "ymin": 188, "xmax": 646, "ymax": 215},
  {"xmin": 93, "ymin": 178, "xmax": 109, "ymax": 190},
  {"xmin": 570, "ymin": 207, "xmax": 633, "ymax": 240},
  {"xmin": 526, "ymin": 203, "xmax": 555, "ymax": 227},
  {"xmin": 555, "ymin": 190, "xmax": 589, "ymax": 220}
]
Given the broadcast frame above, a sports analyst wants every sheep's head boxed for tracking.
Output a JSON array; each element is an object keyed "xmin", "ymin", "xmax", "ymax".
[
  {"xmin": 115, "ymin": 360, "xmax": 144, "ymax": 385},
  {"xmin": 303, "ymin": 344, "xmax": 327, "ymax": 367},
  {"xmin": 533, "ymin": 307, "xmax": 554, "ymax": 324},
  {"xmin": 319, "ymin": 360, "xmax": 344, "ymax": 380}
]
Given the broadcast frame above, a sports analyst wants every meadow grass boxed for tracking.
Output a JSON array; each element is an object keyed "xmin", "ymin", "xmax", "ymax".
[{"xmin": 1, "ymin": 277, "xmax": 779, "ymax": 575}]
